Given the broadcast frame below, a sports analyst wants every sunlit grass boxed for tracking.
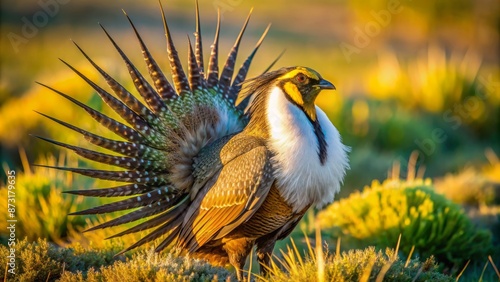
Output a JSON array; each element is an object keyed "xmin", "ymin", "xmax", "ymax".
[
  {"xmin": 367, "ymin": 46, "xmax": 498, "ymax": 115},
  {"xmin": 0, "ymin": 149, "xmax": 88, "ymax": 244},
  {"xmin": 435, "ymin": 152, "xmax": 500, "ymax": 207},
  {"xmin": 248, "ymin": 230, "xmax": 454, "ymax": 282}
]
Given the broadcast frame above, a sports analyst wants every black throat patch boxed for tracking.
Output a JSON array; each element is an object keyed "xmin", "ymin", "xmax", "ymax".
[{"xmin": 311, "ymin": 117, "xmax": 328, "ymax": 165}]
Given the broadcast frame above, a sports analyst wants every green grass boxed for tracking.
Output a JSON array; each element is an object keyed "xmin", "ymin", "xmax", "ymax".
[{"xmin": 0, "ymin": 237, "xmax": 459, "ymax": 282}]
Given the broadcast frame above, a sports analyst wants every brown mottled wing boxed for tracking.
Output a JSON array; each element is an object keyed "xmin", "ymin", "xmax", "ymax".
[{"xmin": 178, "ymin": 142, "xmax": 273, "ymax": 252}]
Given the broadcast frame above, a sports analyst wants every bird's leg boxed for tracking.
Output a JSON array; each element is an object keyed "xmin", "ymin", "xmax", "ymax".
[
  {"xmin": 234, "ymin": 265, "xmax": 244, "ymax": 282},
  {"xmin": 224, "ymin": 238, "xmax": 254, "ymax": 281},
  {"xmin": 255, "ymin": 238, "xmax": 276, "ymax": 277},
  {"xmin": 228, "ymin": 251, "xmax": 247, "ymax": 281}
]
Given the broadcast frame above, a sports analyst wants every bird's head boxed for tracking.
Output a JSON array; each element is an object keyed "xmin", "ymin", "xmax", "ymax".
[
  {"xmin": 237, "ymin": 66, "xmax": 335, "ymax": 122},
  {"xmin": 275, "ymin": 66, "xmax": 335, "ymax": 121}
]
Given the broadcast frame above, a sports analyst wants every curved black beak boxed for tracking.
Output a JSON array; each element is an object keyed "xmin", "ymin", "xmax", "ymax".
[{"xmin": 318, "ymin": 79, "xmax": 336, "ymax": 90}]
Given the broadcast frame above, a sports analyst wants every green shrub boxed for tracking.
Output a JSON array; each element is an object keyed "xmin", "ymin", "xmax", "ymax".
[
  {"xmin": 1, "ymin": 238, "xmax": 455, "ymax": 282},
  {"xmin": 316, "ymin": 179, "xmax": 493, "ymax": 267},
  {"xmin": 59, "ymin": 250, "xmax": 232, "ymax": 282},
  {"xmin": 434, "ymin": 160, "xmax": 500, "ymax": 247},
  {"xmin": 0, "ymin": 238, "xmax": 121, "ymax": 281},
  {"xmin": 0, "ymin": 238, "xmax": 231, "ymax": 282}
]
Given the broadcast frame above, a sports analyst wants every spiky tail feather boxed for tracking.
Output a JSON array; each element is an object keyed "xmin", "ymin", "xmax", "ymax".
[{"xmin": 36, "ymin": 1, "xmax": 275, "ymax": 253}]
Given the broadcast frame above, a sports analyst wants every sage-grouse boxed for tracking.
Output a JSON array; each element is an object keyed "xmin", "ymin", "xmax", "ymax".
[{"xmin": 37, "ymin": 1, "xmax": 349, "ymax": 280}]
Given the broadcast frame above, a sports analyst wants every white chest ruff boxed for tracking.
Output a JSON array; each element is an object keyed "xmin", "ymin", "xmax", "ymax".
[{"xmin": 266, "ymin": 87, "xmax": 349, "ymax": 212}]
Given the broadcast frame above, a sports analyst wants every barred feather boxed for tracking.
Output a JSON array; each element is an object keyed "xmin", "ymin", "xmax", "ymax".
[
  {"xmin": 36, "ymin": 111, "xmax": 175, "ymax": 170},
  {"xmin": 154, "ymin": 218, "xmax": 183, "ymax": 252},
  {"xmin": 218, "ymin": 9, "xmax": 252, "ymax": 97},
  {"xmin": 206, "ymin": 9, "xmax": 221, "ymax": 88},
  {"xmin": 86, "ymin": 196, "xmax": 184, "ymax": 232},
  {"xmin": 72, "ymin": 187, "xmax": 176, "ymax": 215},
  {"xmin": 71, "ymin": 41, "xmax": 159, "ymax": 126},
  {"xmin": 38, "ymin": 3, "xmax": 269, "ymax": 256},
  {"xmin": 235, "ymin": 49, "xmax": 285, "ymax": 111},
  {"xmin": 59, "ymin": 60, "xmax": 158, "ymax": 139},
  {"xmin": 38, "ymin": 83, "xmax": 145, "ymax": 143},
  {"xmin": 118, "ymin": 216, "xmax": 182, "ymax": 256},
  {"xmin": 37, "ymin": 165, "xmax": 170, "ymax": 184},
  {"xmin": 101, "ymin": 25, "xmax": 169, "ymax": 116},
  {"xmin": 187, "ymin": 36, "xmax": 203, "ymax": 91},
  {"xmin": 33, "ymin": 135, "xmax": 165, "ymax": 171},
  {"xmin": 64, "ymin": 184, "xmax": 152, "ymax": 197},
  {"xmin": 159, "ymin": 1, "xmax": 190, "ymax": 95},
  {"xmin": 194, "ymin": 0, "xmax": 205, "ymax": 79},
  {"xmin": 228, "ymin": 24, "xmax": 271, "ymax": 104},
  {"xmin": 108, "ymin": 198, "xmax": 189, "ymax": 238},
  {"xmin": 124, "ymin": 12, "xmax": 178, "ymax": 102}
]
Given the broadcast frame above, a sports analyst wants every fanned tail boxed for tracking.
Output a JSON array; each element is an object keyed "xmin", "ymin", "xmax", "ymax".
[{"xmin": 37, "ymin": 2, "xmax": 270, "ymax": 254}]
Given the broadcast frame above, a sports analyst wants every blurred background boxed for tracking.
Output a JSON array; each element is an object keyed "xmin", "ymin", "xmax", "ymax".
[{"xmin": 0, "ymin": 0, "xmax": 499, "ymax": 277}]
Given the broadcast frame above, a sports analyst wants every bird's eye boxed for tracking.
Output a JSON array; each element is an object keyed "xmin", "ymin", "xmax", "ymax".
[{"xmin": 295, "ymin": 73, "xmax": 307, "ymax": 84}]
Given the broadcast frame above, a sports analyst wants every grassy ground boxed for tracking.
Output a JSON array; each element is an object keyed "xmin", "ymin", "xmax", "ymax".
[{"xmin": 1, "ymin": 0, "xmax": 499, "ymax": 281}]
